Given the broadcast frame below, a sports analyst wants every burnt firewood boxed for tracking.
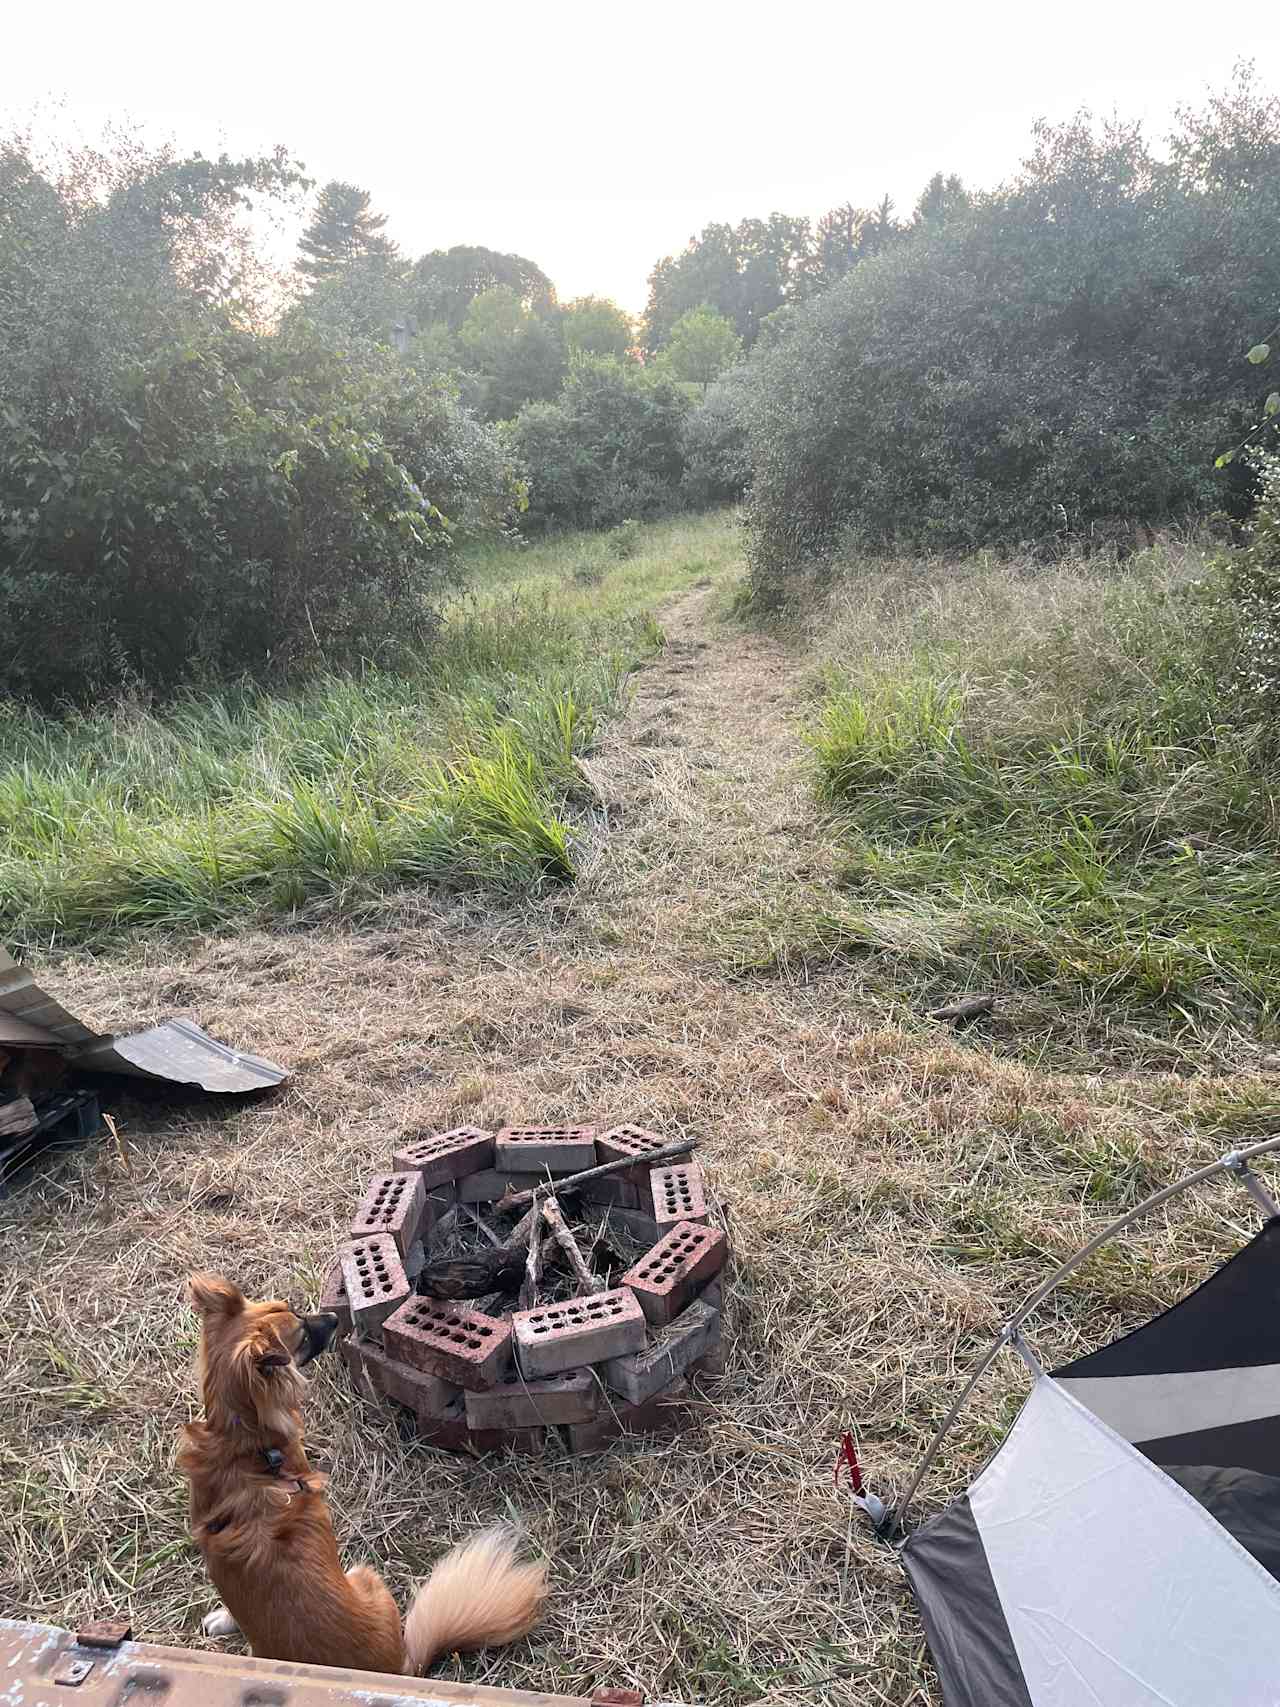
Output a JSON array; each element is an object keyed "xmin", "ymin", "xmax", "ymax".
[
  {"xmin": 927, "ymin": 995, "xmax": 996, "ymax": 1027},
  {"xmin": 415, "ymin": 1252, "xmax": 526, "ymax": 1301}
]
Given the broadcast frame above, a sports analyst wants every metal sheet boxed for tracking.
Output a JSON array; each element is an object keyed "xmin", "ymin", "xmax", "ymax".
[
  {"xmin": 72, "ymin": 1016, "xmax": 287, "ymax": 1091},
  {"xmin": 0, "ymin": 947, "xmax": 288, "ymax": 1092}
]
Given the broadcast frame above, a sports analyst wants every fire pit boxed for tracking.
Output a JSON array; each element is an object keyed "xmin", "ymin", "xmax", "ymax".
[{"xmin": 325, "ymin": 1124, "xmax": 726, "ymax": 1454}]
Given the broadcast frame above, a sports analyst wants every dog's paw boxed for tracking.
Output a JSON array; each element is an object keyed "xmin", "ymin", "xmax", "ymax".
[{"xmin": 201, "ymin": 1606, "xmax": 239, "ymax": 1639}]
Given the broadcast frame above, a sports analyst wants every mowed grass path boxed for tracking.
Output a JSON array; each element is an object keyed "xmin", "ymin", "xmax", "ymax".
[
  {"xmin": 0, "ymin": 513, "xmax": 736, "ymax": 946},
  {"xmin": 2, "ymin": 523, "xmax": 1278, "ymax": 1706}
]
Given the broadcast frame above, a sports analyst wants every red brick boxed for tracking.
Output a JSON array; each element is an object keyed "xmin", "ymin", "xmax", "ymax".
[
  {"xmin": 457, "ymin": 1168, "xmax": 542, "ymax": 1203},
  {"xmin": 464, "ymin": 1369, "xmax": 598, "ymax": 1430},
  {"xmin": 596, "ymin": 1125, "xmax": 669, "ymax": 1169},
  {"xmin": 565, "ymin": 1380, "xmax": 689, "ymax": 1452},
  {"xmin": 493, "ymin": 1125, "xmax": 597, "ymax": 1174},
  {"xmin": 591, "ymin": 1690, "xmax": 645, "ymax": 1707},
  {"xmin": 599, "ymin": 1206, "xmax": 660, "ymax": 1247},
  {"xmin": 415, "ymin": 1407, "xmax": 472, "ymax": 1451},
  {"xmin": 649, "ymin": 1160, "xmax": 709, "ymax": 1228},
  {"xmin": 513, "ymin": 1287, "xmax": 645, "ymax": 1379},
  {"xmin": 319, "ymin": 1258, "xmax": 352, "ymax": 1337},
  {"xmin": 392, "ymin": 1126, "xmax": 493, "ymax": 1188},
  {"xmin": 339, "ymin": 1235, "xmax": 411, "ymax": 1339},
  {"xmin": 348, "ymin": 1337, "xmax": 462, "ymax": 1419},
  {"xmin": 383, "ymin": 1296, "xmax": 512, "ymax": 1392},
  {"xmin": 350, "ymin": 1170, "xmax": 427, "ymax": 1256},
  {"xmin": 621, "ymin": 1222, "xmax": 727, "ymax": 1327},
  {"xmin": 468, "ymin": 1425, "xmax": 548, "ymax": 1456},
  {"xmin": 580, "ymin": 1175, "xmax": 640, "ymax": 1209},
  {"xmin": 603, "ymin": 1299, "xmax": 720, "ymax": 1405}
]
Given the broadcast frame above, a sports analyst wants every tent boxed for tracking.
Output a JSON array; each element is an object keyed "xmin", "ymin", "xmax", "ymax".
[{"xmin": 880, "ymin": 1142, "xmax": 1280, "ymax": 1707}]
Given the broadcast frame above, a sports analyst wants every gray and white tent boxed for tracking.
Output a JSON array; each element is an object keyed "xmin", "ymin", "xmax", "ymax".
[{"xmin": 883, "ymin": 1146, "xmax": 1280, "ymax": 1707}]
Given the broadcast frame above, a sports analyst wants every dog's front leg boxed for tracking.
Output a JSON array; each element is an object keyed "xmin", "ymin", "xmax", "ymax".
[{"xmin": 201, "ymin": 1605, "xmax": 240, "ymax": 1639}]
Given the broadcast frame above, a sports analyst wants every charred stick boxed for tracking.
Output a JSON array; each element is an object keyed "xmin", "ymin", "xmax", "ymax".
[
  {"xmin": 497, "ymin": 1139, "xmax": 698, "ymax": 1211},
  {"xmin": 541, "ymin": 1193, "xmax": 604, "ymax": 1293}
]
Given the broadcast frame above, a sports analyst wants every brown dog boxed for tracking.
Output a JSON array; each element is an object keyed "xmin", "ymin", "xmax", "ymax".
[{"xmin": 178, "ymin": 1273, "xmax": 547, "ymax": 1673}]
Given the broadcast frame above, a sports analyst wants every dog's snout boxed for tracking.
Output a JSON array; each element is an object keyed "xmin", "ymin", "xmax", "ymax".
[{"xmin": 297, "ymin": 1311, "xmax": 340, "ymax": 1366}]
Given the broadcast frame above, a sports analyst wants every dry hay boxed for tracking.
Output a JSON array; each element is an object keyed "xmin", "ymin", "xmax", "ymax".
[{"xmin": 1, "ymin": 582, "xmax": 1275, "ymax": 1705}]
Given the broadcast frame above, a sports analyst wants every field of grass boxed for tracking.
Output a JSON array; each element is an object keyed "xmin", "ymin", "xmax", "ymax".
[
  {"xmin": 4, "ymin": 510, "xmax": 1280, "ymax": 1707},
  {"xmin": 732, "ymin": 541, "xmax": 1280, "ymax": 1070},
  {"xmin": 0, "ymin": 512, "xmax": 736, "ymax": 948}
]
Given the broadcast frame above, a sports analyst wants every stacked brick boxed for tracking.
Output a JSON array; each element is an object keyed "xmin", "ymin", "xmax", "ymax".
[{"xmin": 328, "ymin": 1124, "xmax": 726, "ymax": 1455}]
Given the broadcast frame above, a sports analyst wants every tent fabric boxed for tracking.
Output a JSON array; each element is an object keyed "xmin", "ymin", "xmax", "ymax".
[
  {"xmin": 902, "ymin": 1224, "xmax": 1280, "ymax": 1706},
  {"xmin": 903, "ymin": 1378, "xmax": 1280, "ymax": 1707}
]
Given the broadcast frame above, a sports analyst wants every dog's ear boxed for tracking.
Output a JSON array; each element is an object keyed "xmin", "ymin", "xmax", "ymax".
[{"xmin": 189, "ymin": 1273, "xmax": 245, "ymax": 1318}]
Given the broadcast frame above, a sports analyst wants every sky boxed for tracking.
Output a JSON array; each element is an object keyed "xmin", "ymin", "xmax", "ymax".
[{"xmin": 7, "ymin": 1, "xmax": 1280, "ymax": 313}]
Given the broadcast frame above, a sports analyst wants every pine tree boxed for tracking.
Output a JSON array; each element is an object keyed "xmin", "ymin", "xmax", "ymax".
[{"xmin": 297, "ymin": 181, "xmax": 393, "ymax": 282}]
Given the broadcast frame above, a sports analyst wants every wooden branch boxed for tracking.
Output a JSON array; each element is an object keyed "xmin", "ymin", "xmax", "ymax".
[
  {"xmin": 498, "ymin": 1139, "xmax": 698, "ymax": 1211},
  {"xmin": 541, "ymin": 1193, "xmax": 604, "ymax": 1294},
  {"xmin": 519, "ymin": 1212, "xmax": 549, "ymax": 1310}
]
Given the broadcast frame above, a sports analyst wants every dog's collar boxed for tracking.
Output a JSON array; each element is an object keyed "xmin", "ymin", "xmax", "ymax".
[{"xmin": 262, "ymin": 1444, "xmax": 316, "ymax": 1498}]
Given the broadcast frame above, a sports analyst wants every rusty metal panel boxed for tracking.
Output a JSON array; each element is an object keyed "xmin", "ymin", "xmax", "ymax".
[{"xmin": 0, "ymin": 1618, "xmax": 593, "ymax": 1706}]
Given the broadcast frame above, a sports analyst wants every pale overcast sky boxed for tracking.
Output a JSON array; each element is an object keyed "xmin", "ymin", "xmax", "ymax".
[{"xmin": 7, "ymin": 1, "xmax": 1280, "ymax": 311}]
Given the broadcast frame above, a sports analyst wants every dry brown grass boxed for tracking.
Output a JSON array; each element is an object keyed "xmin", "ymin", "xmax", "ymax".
[{"xmin": 2, "ymin": 572, "xmax": 1278, "ymax": 1705}]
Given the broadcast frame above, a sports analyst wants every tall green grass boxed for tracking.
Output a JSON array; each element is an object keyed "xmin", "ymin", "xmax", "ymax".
[
  {"xmin": 795, "ymin": 544, "xmax": 1280, "ymax": 1062},
  {"xmin": 0, "ymin": 511, "xmax": 736, "ymax": 945}
]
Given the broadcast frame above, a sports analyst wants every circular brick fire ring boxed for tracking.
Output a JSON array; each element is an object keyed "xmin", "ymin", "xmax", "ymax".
[{"xmin": 324, "ymin": 1125, "xmax": 726, "ymax": 1454}]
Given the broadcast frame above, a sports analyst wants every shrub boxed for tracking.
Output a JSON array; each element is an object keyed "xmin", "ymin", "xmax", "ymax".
[
  {"xmin": 507, "ymin": 356, "xmax": 689, "ymax": 531},
  {"xmin": 0, "ymin": 134, "xmax": 521, "ymax": 704},
  {"xmin": 742, "ymin": 74, "xmax": 1280, "ymax": 600},
  {"xmin": 680, "ymin": 365, "xmax": 754, "ymax": 507}
]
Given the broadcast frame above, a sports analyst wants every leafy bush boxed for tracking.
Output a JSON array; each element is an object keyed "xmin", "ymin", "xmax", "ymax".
[
  {"xmin": 741, "ymin": 74, "xmax": 1280, "ymax": 599},
  {"xmin": 0, "ymin": 134, "xmax": 520, "ymax": 704},
  {"xmin": 681, "ymin": 365, "xmax": 754, "ymax": 507},
  {"xmin": 507, "ymin": 357, "xmax": 690, "ymax": 530}
]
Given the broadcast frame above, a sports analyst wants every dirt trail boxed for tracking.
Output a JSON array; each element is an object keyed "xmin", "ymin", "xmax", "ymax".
[{"xmin": 3, "ymin": 571, "xmax": 1179, "ymax": 1704}]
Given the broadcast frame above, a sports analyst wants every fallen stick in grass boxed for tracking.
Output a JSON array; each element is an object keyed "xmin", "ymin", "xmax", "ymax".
[{"xmin": 497, "ymin": 1139, "xmax": 698, "ymax": 1211}]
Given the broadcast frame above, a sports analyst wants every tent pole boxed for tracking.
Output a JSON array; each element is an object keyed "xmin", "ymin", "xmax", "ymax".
[{"xmin": 889, "ymin": 1131, "xmax": 1280, "ymax": 1537}]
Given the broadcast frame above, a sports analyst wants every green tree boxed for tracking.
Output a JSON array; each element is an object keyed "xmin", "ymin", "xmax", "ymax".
[
  {"xmin": 561, "ymin": 295, "xmax": 633, "ymax": 360},
  {"xmin": 644, "ymin": 213, "xmax": 811, "ymax": 351},
  {"xmin": 741, "ymin": 69, "xmax": 1280, "ymax": 596},
  {"xmin": 0, "ymin": 134, "xmax": 517, "ymax": 701},
  {"xmin": 297, "ymin": 180, "xmax": 394, "ymax": 281},
  {"xmin": 458, "ymin": 287, "xmax": 566, "ymax": 420},
  {"xmin": 412, "ymin": 244, "xmax": 553, "ymax": 330},
  {"xmin": 660, "ymin": 305, "xmax": 742, "ymax": 395},
  {"xmin": 913, "ymin": 171, "xmax": 969, "ymax": 226}
]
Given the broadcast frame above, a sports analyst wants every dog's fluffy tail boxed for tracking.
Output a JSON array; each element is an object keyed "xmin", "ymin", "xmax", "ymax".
[{"xmin": 403, "ymin": 1525, "xmax": 547, "ymax": 1675}]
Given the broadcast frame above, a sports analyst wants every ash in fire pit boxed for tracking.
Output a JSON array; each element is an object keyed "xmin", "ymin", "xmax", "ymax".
[{"xmin": 326, "ymin": 1124, "xmax": 726, "ymax": 1454}]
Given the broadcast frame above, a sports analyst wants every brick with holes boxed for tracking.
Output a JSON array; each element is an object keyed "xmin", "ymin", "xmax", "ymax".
[
  {"xmin": 649, "ymin": 1160, "xmax": 709, "ymax": 1228},
  {"xmin": 383, "ymin": 1296, "xmax": 513, "ymax": 1391},
  {"xmin": 596, "ymin": 1125, "xmax": 671, "ymax": 1187},
  {"xmin": 464, "ymin": 1368, "xmax": 598, "ymax": 1430},
  {"xmin": 457, "ymin": 1169, "xmax": 542, "ymax": 1203},
  {"xmin": 493, "ymin": 1125, "xmax": 597, "ymax": 1174},
  {"xmin": 602, "ymin": 1298, "xmax": 720, "ymax": 1405},
  {"xmin": 339, "ymin": 1235, "xmax": 411, "ymax": 1339},
  {"xmin": 513, "ymin": 1286, "xmax": 646, "ymax": 1380},
  {"xmin": 350, "ymin": 1170, "xmax": 427, "ymax": 1257},
  {"xmin": 391, "ymin": 1126, "xmax": 493, "ymax": 1188},
  {"xmin": 319, "ymin": 1259, "xmax": 352, "ymax": 1338},
  {"xmin": 621, "ymin": 1222, "xmax": 727, "ymax": 1327},
  {"xmin": 565, "ymin": 1378, "xmax": 690, "ymax": 1453}
]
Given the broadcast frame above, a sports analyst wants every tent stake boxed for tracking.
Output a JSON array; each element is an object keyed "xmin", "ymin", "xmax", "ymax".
[{"xmin": 890, "ymin": 1132, "xmax": 1280, "ymax": 1538}]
